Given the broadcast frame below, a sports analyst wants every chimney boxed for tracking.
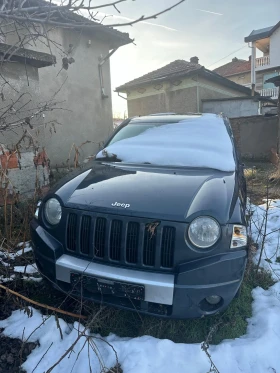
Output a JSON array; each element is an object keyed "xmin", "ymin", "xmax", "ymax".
[
  {"xmin": 249, "ymin": 55, "xmax": 251, "ymax": 61},
  {"xmin": 190, "ymin": 56, "xmax": 199, "ymax": 64},
  {"xmin": 232, "ymin": 57, "xmax": 238, "ymax": 62}
]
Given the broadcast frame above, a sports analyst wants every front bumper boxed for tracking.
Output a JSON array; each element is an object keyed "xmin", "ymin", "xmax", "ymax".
[{"xmin": 31, "ymin": 220, "xmax": 247, "ymax": 319}]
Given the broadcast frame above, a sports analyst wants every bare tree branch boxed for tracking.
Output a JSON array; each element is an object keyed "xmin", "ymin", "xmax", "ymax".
[
  {"xmin": 2, "ymin": 0, "xmax": 127, "ymax": 14},
  {"xmin": 0, "ymin": 0, "xmax": 185, "ymax": 30},
  {"xmin": 0, "ymin": 0, "xmax": 184, "ymax": 135}
]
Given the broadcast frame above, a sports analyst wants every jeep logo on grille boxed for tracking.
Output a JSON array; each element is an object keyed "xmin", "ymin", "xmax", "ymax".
[{"xmin": 111, "ymin": 202, "xmax": 130, "ymax": 209}]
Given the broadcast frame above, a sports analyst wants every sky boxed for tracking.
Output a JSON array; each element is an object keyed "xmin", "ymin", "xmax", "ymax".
[{"xmin": 96, "ymin": 0, "xmax": 280, "ymax": 117}]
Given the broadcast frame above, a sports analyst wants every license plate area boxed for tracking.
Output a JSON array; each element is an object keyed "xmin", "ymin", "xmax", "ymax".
[{"xmin": 70, "ymin": 273, "xmax": 145, "ymax": 301}]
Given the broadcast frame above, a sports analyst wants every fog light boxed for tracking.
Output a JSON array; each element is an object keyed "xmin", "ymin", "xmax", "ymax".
[{"xmin": 205, "ymin": 295, "xmax": 221, "ymax": 305}]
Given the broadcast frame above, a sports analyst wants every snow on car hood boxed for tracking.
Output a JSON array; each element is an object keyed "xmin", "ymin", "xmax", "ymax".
[{"xmin": 96, "ymin": 115, "xmax": 236, "ymax": 172}]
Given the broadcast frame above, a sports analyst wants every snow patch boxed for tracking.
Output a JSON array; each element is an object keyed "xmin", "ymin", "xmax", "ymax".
[
  {"xmin": 0, "ymin": 242, "xmax": 32, "ymax": 261},
  {"xmin": 14, "ymin": 264, "xmax": 38, "ymax": 274},
  {"xmin": 0, "ymin": 274, "xmax": 15, "ymax": 283},
  {"xmin": 249, "ymin": 199, "xmax": 280, "ymax": 280}
]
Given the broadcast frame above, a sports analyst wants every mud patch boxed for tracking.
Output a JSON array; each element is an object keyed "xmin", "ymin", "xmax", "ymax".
[{"xmin": 0, "ymin": 333, "xmax": 37, "ymax": 373}]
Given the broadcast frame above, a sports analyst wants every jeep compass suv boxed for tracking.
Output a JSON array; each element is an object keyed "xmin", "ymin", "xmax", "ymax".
[{"xmin": 30, "ymin": 114, "xmax": 248, "ymax": 319}]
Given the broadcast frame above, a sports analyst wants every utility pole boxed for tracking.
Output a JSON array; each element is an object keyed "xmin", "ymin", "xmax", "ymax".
[{"xmin": 251, "ymin": 41, "xmax": 256, "ymax": 96}]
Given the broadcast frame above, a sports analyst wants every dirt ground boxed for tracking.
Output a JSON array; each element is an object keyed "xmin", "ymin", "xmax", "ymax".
[
  {"xmin": 244, "ymin": 161, "xmax": 280, "ymax": 205},
  {"xmin": 0, "ymin": 334, "xmax": 37, "ymax": 373}
]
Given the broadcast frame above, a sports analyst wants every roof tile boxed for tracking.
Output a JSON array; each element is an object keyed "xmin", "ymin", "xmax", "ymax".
[
  {"xmin": 116, "ymin": 60, "xmax": 202, "ymax": 91},
  {"xmin": 213, "ymin": 58, "xmax": 251, "ymax": 77}
]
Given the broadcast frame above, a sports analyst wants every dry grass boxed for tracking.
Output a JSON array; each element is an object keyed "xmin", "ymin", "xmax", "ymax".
[{"xmin": 244, "ymin": 161, "xmax": 280, "ymax": 205}]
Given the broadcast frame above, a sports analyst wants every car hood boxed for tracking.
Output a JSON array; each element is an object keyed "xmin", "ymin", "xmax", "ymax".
[{"xmin": 54, "ymin": 162, "xmax": 238, "ymax": 224}]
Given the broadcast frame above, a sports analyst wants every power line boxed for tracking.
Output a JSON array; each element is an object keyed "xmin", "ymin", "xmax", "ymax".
[{"xmin": 207, "ymin": 46, "xmax": 248, "ymax": 68}]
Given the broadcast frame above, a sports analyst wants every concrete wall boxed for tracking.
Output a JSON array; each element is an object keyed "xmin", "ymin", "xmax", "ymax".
[
  {"xmin": 126, "ymin": 74, "xmax": 247, "ymax": 116},
  {"xmin": 0, "ymin": 61, "xmax": 45, "ymax": 149},
  {"xmin": 4, "ymin": 27, "xmax": 114, "ymax": 166},
  {"xmin": 127, "ymin": 86, "xmax": 198, "ymax": 116},
  {"xmin": 231, "ymin": 115, "xmax": 278, "ymax": 160},
  {"xmin": 0, "ymin": 62, "xmax": 51, "ymax": 201},
  {"xmin": 128, "ymin": 92, "xmax": 168, "ymax": 116},
  {"xmin": 0, "ymin": 62, "xmax": 41, "ymax": 137},
  {"xmin": 202, "ymin": 99, "xmax": 260, "ymax": 118}
]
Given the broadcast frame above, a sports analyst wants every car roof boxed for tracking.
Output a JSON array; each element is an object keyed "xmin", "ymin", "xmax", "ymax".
[{"xmin": 128, "ymin": 113, "xmax": 220, "ymax": 124}]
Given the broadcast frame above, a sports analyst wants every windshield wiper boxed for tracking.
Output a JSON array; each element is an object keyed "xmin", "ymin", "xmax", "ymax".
[{"xmin": 96, "ymin": 149, "xmax": 122, "ymax": 162}]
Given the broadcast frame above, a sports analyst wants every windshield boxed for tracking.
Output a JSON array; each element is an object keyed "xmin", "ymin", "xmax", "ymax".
[
  {"xmin": 97, "ymin": 115, "xmax": 236, "ymax": 172},
  {"xmin": 108, "ymin": 123, "xmax": 160, "ymax": 146}
]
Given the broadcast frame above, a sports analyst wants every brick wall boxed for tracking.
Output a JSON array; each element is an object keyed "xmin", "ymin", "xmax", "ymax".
[
  {"xmin": 230, "ymin": 116, "xmax": 279, "ymax": 160},
  {"xmin": 0, "ymin": 146, "xmax": 50, "ymax": 204}
]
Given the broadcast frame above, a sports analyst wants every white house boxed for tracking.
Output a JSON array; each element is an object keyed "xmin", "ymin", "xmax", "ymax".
[
  {"xmin": 245, "ymin": 21, "xmax": 280, "ymax": 99},
  {"xmin": 1, "ymin": 7, "xmax": 132, "ymax": 166}
]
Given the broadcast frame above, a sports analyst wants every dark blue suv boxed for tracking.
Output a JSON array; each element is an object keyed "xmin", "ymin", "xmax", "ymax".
[{"xmin": 30, "ymin": 114, "xmax": 248, "ymax": 319}]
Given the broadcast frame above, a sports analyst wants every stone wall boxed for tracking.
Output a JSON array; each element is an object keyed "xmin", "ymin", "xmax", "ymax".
[{"xmin": 230, "ymin": 115, "xmax": 278, "ymax": 160}]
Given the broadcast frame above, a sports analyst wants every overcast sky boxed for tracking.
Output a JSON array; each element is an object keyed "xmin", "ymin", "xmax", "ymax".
[{"xmin": 98, "ymin": 0, "xmax": 280, "ymax": 116}]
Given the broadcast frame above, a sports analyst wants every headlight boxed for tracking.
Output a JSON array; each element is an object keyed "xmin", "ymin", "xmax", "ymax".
[
  {"xmin": 34, "ymin": 201, "xmax": 42, "ymax": 219},
  {"xmin": 231, "ymin": 225, "xmax": 247, "ymax": 248},
  {"xmin": 188, "ymin": 216, "xmax": 220, "ymax": 248},
  {"xmin": 44, "ymin": 198, "xmax": 62, "ymax": 225}
]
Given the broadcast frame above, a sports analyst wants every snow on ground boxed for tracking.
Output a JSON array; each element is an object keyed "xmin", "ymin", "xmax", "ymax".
[
  {"xmin": 13, "ymin": 263, "xmax": 38, "ymax": 274},
  {"xmin": 1, "ymin": 204, "xmax": 280, "ymax": 372},
  {"xmin": 0, "ymin": 283, "xmax": 280, "ymax": 373},
  {"xmin": 0, "ymin": 274, "xmax": 15, "ymax": 283},
  {"xmin": 0, "ymin": 242, "xmax": 33, "ymax": 261},
  {"xmin": 97, "ymin": 114, "xmax": 236, "ymax": 172},
  {"xmin": 249, "ymin": 199, "xmax": 280, "ymax": 280},
  {"xmin": 0, "ymin": 241, "xmax": 40, "ymax": 283}
]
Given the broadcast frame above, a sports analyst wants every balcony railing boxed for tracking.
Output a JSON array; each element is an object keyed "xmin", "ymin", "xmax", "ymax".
[
  {"xmin": 256, "ymin": 56, "xmax": 270, "ymax": 67},
  {"xmin": 257, "ymin": 87, "xmax": 279, "ymax": 99}
]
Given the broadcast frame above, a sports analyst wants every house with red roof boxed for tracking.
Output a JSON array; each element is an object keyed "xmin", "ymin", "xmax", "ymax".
[{"xmin": 214, "ymin": 57, "xmax": 251, "ymax": 88}]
